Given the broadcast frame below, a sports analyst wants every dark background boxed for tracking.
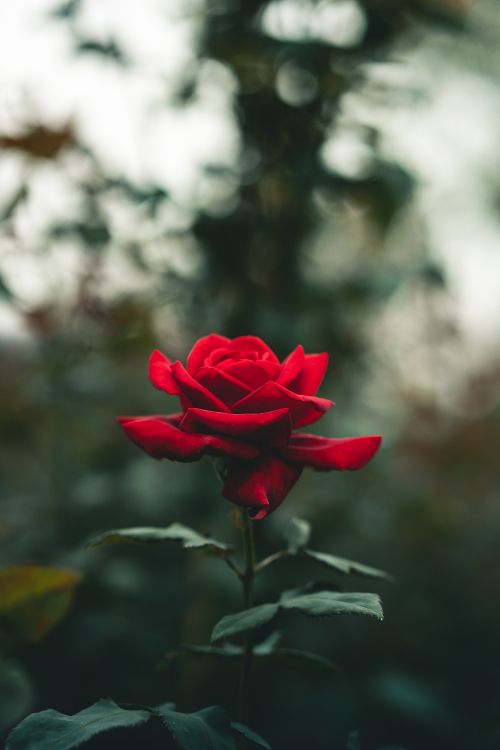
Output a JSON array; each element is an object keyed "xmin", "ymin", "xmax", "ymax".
[{"xmin": 1, "ymin": 1, "xmax": 500, "ymax": 748}]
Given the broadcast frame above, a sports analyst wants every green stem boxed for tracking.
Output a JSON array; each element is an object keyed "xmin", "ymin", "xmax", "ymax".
[
  {"xmin": 238, "ymin": 508, "xmax": 255, "ymax": 724},
  {"xmin": 223, "ymin": 554, "xmax": 244, "ymax": 580}
]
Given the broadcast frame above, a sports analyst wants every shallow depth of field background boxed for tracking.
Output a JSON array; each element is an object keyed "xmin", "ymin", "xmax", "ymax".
[{"xmin": 1, "ymin": 1, "xmax": 500, "ymax": 749}]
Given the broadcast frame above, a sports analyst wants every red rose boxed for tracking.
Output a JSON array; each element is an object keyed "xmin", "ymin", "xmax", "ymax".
[{"xmin": 118, "ymin": 334, "xmax": 381, "ymax": 520}]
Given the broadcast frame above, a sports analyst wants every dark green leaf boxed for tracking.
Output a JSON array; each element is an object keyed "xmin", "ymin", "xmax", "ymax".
[
  {"xmin": 165, "ymin": 632, "xmax": 335, "ymax": 673},
  {"xmin": 211, "ymin": 591, "xmax": 382, "ymax": 642},
  {"xmin": 210, "ymin": 603, "xmax": 279, "ymax": 643},
  {"xmin": 165, "ymin": 632, "xmax": 282, "ymax": 665},
  {"xmin": 163, "ymin": 644, "xmax": 242, "ymax": 665},
  {"xmin": 279, "ymin": 580, "xmax": 340, "ymax": 602},
  {"xmin": 155, "ymin": 704, "xmax": 236, "ymax": 750},
  {"xmin": 231, "ymin": 722, "xmax": 271, "ymax": 749},
  {"xmin": 303, "ymin": 549, "xmax": 391, "ymax": 581},
  {"xmin": 5, "ymin": 699, "xmax": 150, "ymax": 750},
  {"xmin": 87, "ymin": 523, "xmax": 230, "ymax": 554},
  {"xmin": 284, "ymin": 517, "xmax": 311, "ymax": 552},
  {"xmin": 269, "ymin": 648, "xmax": 339, "ymax": 673},
  {"xmin": 281, "ymin": 591, "xmax": 383, "ymax": 620}
]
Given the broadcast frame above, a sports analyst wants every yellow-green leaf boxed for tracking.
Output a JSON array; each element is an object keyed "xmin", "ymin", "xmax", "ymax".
[{"xmin": 0, "ymin": 565, "xmax": 81, "ymax": 642}]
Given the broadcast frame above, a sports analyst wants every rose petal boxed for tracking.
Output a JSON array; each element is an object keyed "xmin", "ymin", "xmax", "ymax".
[
  {"xmin": 232, "ymin": 381, "xmax": 333, "ymax": 428},
  {"xmin": 117, "ymin": 415, "xmax": 258, "ymax": 461},
  {"xmin": 279, "ymin": 433, "xmax": 382, "ymax": 470},
  {"xmin": 288, "ymin": 352, "xmax": 329, "ymax": 396},
  {"xmin": 206, "ymin": 347, "xmax": 238, "ymax": 367},
  {"xmin": 180, "ymin": 407, "xmax": 291, "ymax": 447},
  {"xmin": 194, "ymin": 366, "xmax": 251, "ymax": 406},
  {"xmin": 187, "ymin": 333, "xmax": 230, "ymax": 374},
  {"xmin": 226, "ymin": 335, "xmax": 280, "ymax": 364},
  {"xmin": 148, "ymin": 350, "xmax": 181, "ymax": 395},
  {"xmin": 170, "ymin": 361, "xmax": 231, "ymax": 412},
  {"xmin": 221, "ymin": 359, "xmax": 281, "ymax": 390},
  {"xmin": 276, "ymin": 345, "xmax": 304, "ymax": 388},
  {"xmin": 222, "ymin": 454, "xmax": 302, "ymax": 520}
]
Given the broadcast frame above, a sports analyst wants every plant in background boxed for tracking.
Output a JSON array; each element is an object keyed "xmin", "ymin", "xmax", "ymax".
[{"xmin": 6, "ymin": 335, "xmax": 385, "ymax": 750}]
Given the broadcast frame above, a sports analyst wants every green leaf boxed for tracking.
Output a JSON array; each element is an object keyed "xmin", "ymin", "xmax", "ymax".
[
  {"xmin": 210, "ymin": 603, "xmax": 278, "ymax": 643},
  {"xmin": 0, "ymin": 565, "xmax": 81, "ymax": 642},
  {"xmin": 211, "ymin": 591, "xmax": 383, "ymax": 642},
  {"xmin": 87, "ymin": 523, "xmax": 230, "ymax": 554},
  {"xmin": 269, "ymin": 648, "xmax": 339, "ymax": 673},
  {"xmin": 164, "ymin": 632, "xmax": 283, "ymax": 666},
  {"xmin": 284, "ymin": 517, "xmax": 311, "ymax": 552},
  {"xmin": 5, "ymin": 699, "xmax": 151, "ymax": 750},
  {"xmin": 163, "ymin": 643, "xmax": 242, "ymax": 665},
  {"xmin": 279, "ymin": 580, "xmax": 340, "ymax": 602},
  {"xmin": 303, "ymin": 549, "xmax": 391, "ymax": 581},
  {"xmin": 155, "ymin": 704, "xmax": 236, "ymax": 750},
  {"xmin": 165, "ymin": 632, "xmax": 336, "ymax": 673},
  {"xmin": 281, "ymin": 591, "xmax": 383, "ymax": 620},
  {"xmin": 279, "ymin": 522, "xmax": 392, "ymax": 581},
  {"xmin": 231, "ymin": 722, "xmax": 271, "ymax": 749}
]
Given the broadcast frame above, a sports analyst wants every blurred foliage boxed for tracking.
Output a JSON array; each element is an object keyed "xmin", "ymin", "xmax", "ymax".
[
  {"xmin": 1, "ymin": 0, "xmax": 500, "ymax": 749},
  {"xmin": 0, "ymin": 565, "xmax": 81, "ymax": 643}
]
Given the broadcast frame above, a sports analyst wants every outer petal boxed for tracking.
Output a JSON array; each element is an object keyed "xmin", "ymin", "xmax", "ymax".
[
  {"xmin": 226, "ymin": 335, "xmax": 280, "ymax": 364},
  {"xmin": 148, "ymin": 350, "xmax": 181, "ymax": 395},
  {"xmin": 180, "ymin": 407, "xmax": 291, "ymax": 447},
  {"xmin": 170, "ymin": 361, "xmax": 230, "ymax": 412},
  {"xmin": 194, "ymin": 366, "xmax": 251, "ymax": 406},
  {"xmin": 222, "ymin": 454, "xmax": 302, "ymax": 520},
  {"xmin": 276, "ymin": 345, "xmax": 304, "ymax": 388},
  {"xmin": 117, "ymin": 415, "xmax": 258, "ymax": 461},
  {"xmin": 279, "ymin": 433, "xmax": 382, "ymax": 470},
  {"xmin": 232, "ymin": 381, "xmax": 333, "ymax": 428},
  {"xmin": 288, "ymin": 352, "xmax": 329, "ymax": 396},
  {"xmin": 187, "ymin": 334, "xmax": 230, "ymax": 374}
]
